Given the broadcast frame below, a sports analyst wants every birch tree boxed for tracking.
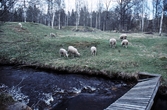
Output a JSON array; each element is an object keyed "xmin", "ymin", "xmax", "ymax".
[
  {"xmin": 89, "ymin": 1, "xmax": 93, "ymax": 27},
  {"xmin": 159, "ymin": 7, "xmax": 163, "ymax": 36},
  {"xmin": 0, "ymin": 0, "xmax": 18, "ymax": 21},
  {"xmin": 159, "ymin": 0, "xmax": 165, "ymax": 36},
  {"xmin": 46, "ymin": 0, "xmax": 65, "ymax": 29},
  {"xmin": 57, "ymin": 0, "xmax": 65, "ymax": 29},
  {"xmin": 103, "ymin": 0, "xmax": 112, "ymax": 31},
  {"xmin": 51, "ymin": 0, "xmax": 56, "ymax": 29},
  {"xmin": 96, "ymin": 0, "xmax": 103, "ymax": 29},
  {"xmin": 65, "ymin": 0, "xmax": 69, "ymax": 26},
  {"xmin": 152, "ymin": 0, "xmax": 162, "ymax": 31},
  {"xmin": 75, "ymin": 0, "xmax": 82, "ymax": 30},
  {"xmin": 116, "ymin": 0, "xmax": 140, "ymax": 31},
  {"xmin": 141, "ymin": 0, "xmax": 148, "ymax": 32},
  {"xmin": 46, "ymin": 0, "xmax": 52, "ymax": 26}
]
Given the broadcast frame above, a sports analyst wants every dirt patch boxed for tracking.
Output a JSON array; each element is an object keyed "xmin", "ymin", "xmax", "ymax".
[
  {"xmin": 145, "ymin": 32, "xmax": 154, "ymax": 34},
  {"xmin": 72, "ymin": 26, "xmax": 95, "ymax": 32},
  {"xmin": 13, "ymin": 26, "xmax": 30, "ymax": 33}
]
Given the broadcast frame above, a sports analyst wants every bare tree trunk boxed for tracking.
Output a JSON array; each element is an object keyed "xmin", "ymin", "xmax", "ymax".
[
  {"xmin": 76, "ymin": 14, "xmax": 78, "ymax": 30},
  {"xmin": 152, "ymin": 0, "xmax": 155, "ymax": 32},
  {"xmin": 75, "ymin": 0, "xmax": 81, "ymax": 30},
  {"xmin": 98, "ymin": 12, "xmax": 101, "ymax": 29},
  {"xmin": 103, "ymin": 21, "xmax": 105, "ymax": 31},
  {"xmin": 83, "ymin": 10, "xmax": 86, "ymax": 27},
  {"xmin": 51, "ymin": 12, "xmax": 55, "ymax": 29},
  {"xmin": 90, "ymin": 14, "xmax": 92, "ymax": 27},
  {"xmin": 58, "ymin": 12, "xmax": 61, "ymax": 29},
  {"xmin": 159, "ymin": 10, "xmax": 164, "ymax": 36},
  {"xmin": 23, "ymin": 0, "xmax": 27, "ymax": 22},
  {"xmin": 66, "ymin": 15, "xmax": 68, "ymax": 26},
  {"xmin": 76, "ymin": 13, "xmax": 80, "ymax": 30},
  {"xmin": 141, "ymin": 0, "xmax": 144, "ymax": 32},
  {"xmin": 141, "ymin": 16, "xmax": 144, "ymax": 32},
  {"xmin": 47, "ymin": 0, "xmax": 51, "ymax": 27},
  {"xmin": 95, "ymin": 12, "xmax": 98, "ymax": 29}
]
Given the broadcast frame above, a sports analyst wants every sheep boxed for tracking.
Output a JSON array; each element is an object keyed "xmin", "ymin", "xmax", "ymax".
[
  {"xmin": 119, "ymin": 34, "xmax": 127, "ymax": 40},
  {"xmin": 121, "ymin": 39, "xmax": 129, "ymax": 48},
  {"xmin": 68, "ymin": 46, "xmax": 80, "ymax": 57},
  {"xmin": 109, "ymin": 38, "xmax": 117, "ymax": 48},
  {"xmin": 18, "ymin": 23, "xmax": 22, "ymax": 28},
  {"xmin": 90, "ymin": 46, "xmax": 97, "ymax": 56},
  {"xmin": 50, "ymin": 33, "xmax": 56, "ymax": 37},
  {"xmin": 59, "ymin": 48, "xmax": 68, "ymax": 58}
]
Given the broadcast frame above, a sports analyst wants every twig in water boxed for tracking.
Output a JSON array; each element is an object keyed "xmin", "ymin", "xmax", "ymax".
[{"xmin": 15, "ymin": 77, "xmax": 25, "ymax": 87}]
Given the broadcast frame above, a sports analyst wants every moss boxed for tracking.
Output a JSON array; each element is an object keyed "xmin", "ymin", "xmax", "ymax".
[{"xmin": 0, "ymin": 93, "xmax": 15, "ymax": 105}]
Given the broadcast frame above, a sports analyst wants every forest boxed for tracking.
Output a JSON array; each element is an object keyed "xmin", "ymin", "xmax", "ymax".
[{"xmin": 0, "ymin": 0, "xmax": 167, "ymax": 34}]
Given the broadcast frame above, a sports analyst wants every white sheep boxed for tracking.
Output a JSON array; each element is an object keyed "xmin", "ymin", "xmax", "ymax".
[
  {"xmin": 50, "ymin": 33, "xmax": 56, "ymax": 37},
  {"xmin": 68, "ymin": 46, "xmax": 80, "ymax": 57},
  {"xmin": 119, "ymin": 34, "xmax": 127, "ymax": 40},
  {"xmin": 90, "ymin": 46, "xmax": 97, "ymax": 56},
  {"xmin": 18, "ymin": 23, "xmax": 22, "ymax": 28},
  {"xmin": 59, "ymin": 48, "xmax": 68, "ymax": 58},
  {"xmin": 109, "ymin": 38, "xmax": 117, "ymax": 48},
  {"xmin": 121, "ymin": 39, "xmax": 129, "ymax": 48}
]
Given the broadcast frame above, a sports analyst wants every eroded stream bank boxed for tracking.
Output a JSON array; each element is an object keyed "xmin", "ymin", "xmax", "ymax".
[{"xmin": 0, "ymin": 65, "xmax": 133, "ymax": 110}]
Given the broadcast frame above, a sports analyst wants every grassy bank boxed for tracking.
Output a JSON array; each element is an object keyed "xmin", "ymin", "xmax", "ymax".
[{"xmin": 0, "ymin": 22, "xmax": 167, "ymax": 83}]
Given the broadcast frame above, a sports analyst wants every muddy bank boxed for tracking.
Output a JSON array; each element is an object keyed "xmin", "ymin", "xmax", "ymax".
[
  {"xmin": 0, "ymin": 60, "xmax": 138, "ymax": 83},
  {"xmin": 0, "ymin": 65, "xmax": 134, "ymax": 110}
]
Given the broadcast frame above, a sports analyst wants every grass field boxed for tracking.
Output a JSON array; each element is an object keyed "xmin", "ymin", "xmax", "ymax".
[{"xmin": 0, "ymin": 22, "xmax": 167, "ymax": 84}]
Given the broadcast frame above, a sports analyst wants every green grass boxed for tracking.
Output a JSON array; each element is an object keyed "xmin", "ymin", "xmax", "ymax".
[{"xmin": 0, "ymin": 22, "xmax": 167, "ymax": 83}]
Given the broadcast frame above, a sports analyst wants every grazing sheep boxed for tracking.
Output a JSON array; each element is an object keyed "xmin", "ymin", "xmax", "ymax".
[
  {"xmin": 90, "ymin": 46, "xmax": 97, "ymax": 56},
  {"xmin": 18, "ymin": 23, "xmax": 22, "ymax": 28},
  {"xmin": 109, "ymin": 38, "xmax": 117, "ymax": 48},
  {"xmin": 119, "ymin": 34, "xmax": 127, "ymax": 40},
  {"xmin": 68, "ymin": 46, "xmax": 80, "ymax": 57},
  {"xmin": 121, "ymin": 39, "xmax": 129, "ymax": 48},
  {"xmin": 50, "ymin": 33, "xmax": 56, "ymax": 37},
  {"xmin": 59, "ymin": 48, "xmax": 68, "ymax": 58}
]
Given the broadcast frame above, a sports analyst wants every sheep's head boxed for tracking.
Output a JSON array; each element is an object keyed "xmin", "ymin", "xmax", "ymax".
[
  {"xmin": 66, "ymin": 53, "xmax": 69, "ymax": 58},
  {"xmin": 77, "ymin": 52, "xmax": 80, "ymax": 57}
]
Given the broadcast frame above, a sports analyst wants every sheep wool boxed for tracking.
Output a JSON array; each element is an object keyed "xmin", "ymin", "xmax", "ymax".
[
  {"xmin": 109, "ymin": 38, "xmax": 117, "ymax": 48},
  {"xmin": 50, "ymin": 33, "xmax": 56, "ymax": 37},
  {"xmin": 121, "ymin": 39, "xmax": 129, "ymax": 48},
  {"xmin": 18, "ymin": 23, "xmax": 22, "ymax": 28},
  {"xmin": 59, "ymin": 48, "xmax": 68, "ymax": 58},
  {"xmin": 91, "ymin": 46, "xmax": 97, "ymax": 56},
  {"xmin": 120, "ymin": 34, "xmax": 127, "ymax": 40},
  {"xmin": 68, "ymin": 46, "xmax": 80, "ymax": 57}
]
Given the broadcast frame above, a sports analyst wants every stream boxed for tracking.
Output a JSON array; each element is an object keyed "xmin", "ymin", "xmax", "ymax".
[
  {"xmin": 0, "ymin": 65, "xmax": 132, "ymax": 110},
  {"xmin": 1, "ymin": 65, "xmax": 166, "ymax": 110}
]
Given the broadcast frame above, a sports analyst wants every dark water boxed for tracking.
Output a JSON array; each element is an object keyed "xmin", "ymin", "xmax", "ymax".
[
  {"xmin": 151, "ymin": 92, "xmax": 167, "ymax": 110},
  {"xmin": 0, "ymin": 66, "xmax": 132, "ymax": 110}
]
